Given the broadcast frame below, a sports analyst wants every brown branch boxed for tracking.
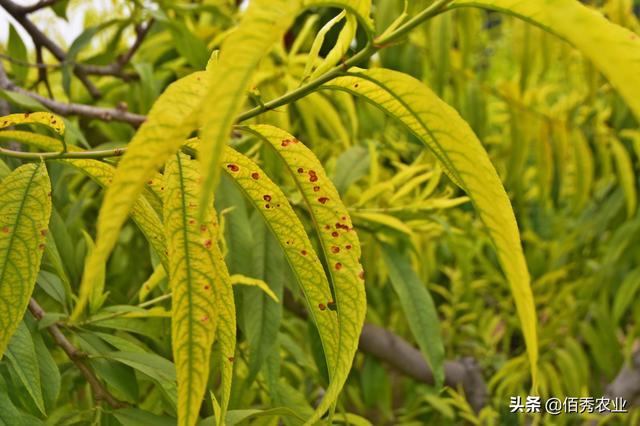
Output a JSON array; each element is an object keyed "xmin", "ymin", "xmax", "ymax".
[
  {"xmin": 27, "ymin": 298, "xmax": 127, "ymax": 409},
  {"xmin": 283, "ymin": 290, "xmax": 489, "ymax": 412},
  {"xmin": 1, "ymin": 1, "xmax": 153, "ymax": 95},
  {"xmin": 0, "ymin": 62, "xmax": 146, "ymax": 126}
]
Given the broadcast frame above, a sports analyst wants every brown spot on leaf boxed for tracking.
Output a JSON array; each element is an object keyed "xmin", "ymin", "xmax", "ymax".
[
  {"xmin": 297, "ymin": 167, "xmax": 304, "ymax": 174},
  {"xmin": 40, "ymin": 229, "xmax": 47, "ymax": 237},
  {"xmin": 251, "ymin": 172, "xmax": 260, "ymax": 180},
  {"xmin": 2, "ymin": 226, "xmax": 9, "ymax": 234},
  {"xmin": 331, "ymin": 246, "xmax": 340, "ymax": 253},
  {"xmin": 200, "ymin": 224, "xmax": 207, "ymax": 232},
  {"xmin": 358, "ymin": 270, "xmax": 365, "ymax": 280},
  {"xmin": 313, "ymin": 186, "xmax": 320, "ymax": 192},
  {"xmin": 335, "ymin": 262, "xmax": 342, "ymax": 270},
  {"xmin": 201, "ymin": 315, "xmax": 209, "ymax": 322},
  {"xmin": 318, "ymin": 303, "xmax": 327, "ymax": 311},
  {"xmin": 331, "ymin": 231, "xmax": 339, "ymax": 237},
  {"xmin": 227, "ymin": 163, "xmax": 239, "ymax": 172},
  {"xmin": 263, "ymin": 194, "xmax": 272, "ymax": 202},
  {"xmin": 228, "ymin": 357, "xmax": 235, "ymax": 362},
  {"xmin": 318, "ymin": 197, "xmax": 329, "ymax": 204},
  {"xmin": 345, "ymin": 244, "xmax": 352, "ymax": 250},
  {"xmin": 38, "ymin": 243, "xmax": 45, "ymax": 250},
  {"xmin": 301, "ymin": 250, "xmax": 307, "ymax": 256},
  {"xmin": 204, "ymin": 239, "xmax": 212, "ymax": 249}
]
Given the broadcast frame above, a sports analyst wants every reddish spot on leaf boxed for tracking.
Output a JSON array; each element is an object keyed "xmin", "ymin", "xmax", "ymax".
[
  {"xmin": 341, "ymin": 216, "xmax": 347, "ymax": 221},
  {"xmin": 38, "ymin": 243, "xmax": 45, "ymax": 250},
  {"xmin": 281, "ymin": 139, "xmax": 292, "ymax": 147},
  {"xmin": 204, "ymin": 285, "xmax": 210, "ymax": 290},
  {"xmin": 345, "ymin": 244, "xmax": 352, "ymax": 250},
  {"xmin": 318, "ymin": 197, "xmax": 329, "ymax": 204},
  {"xmin": 24, "ymin": 112, "xmax": 30, "ymax": 118},
  {"xmin": 358, "ymin": 270, "xmax": 365, "ymax": 280},
  {"xmin": 263, "ymin": 194, "xmax": 272, "ymax": 202},
  {"xmin": 318, "ymin": 303, "xmax": 327, "ymax": 311},
  {"xmin": 227, "ymin": 163, "xmax": 239, "ymax": 172},
  {"xmin": 201, "ymin": 315, "xmax": 209, "ymax": 322},
  {"xmin": 331, "ymin": 246, "xmax": 340, "ymax": 253},
  {"xmin": 40, "ymin": 229, "xmax": 47, "ymax": 237},
  {"xmin": 324, "ymin": 225, "xmax": 331, "ymax": 230},
  {"xmin": 301, "ymin": 249, "xmax": 307, "ymax": 256},
  {"xmin": 251, "ymin": 172, "xmax": 260, "ymax": 180},
  {"xmin": 188, "ymin": 219, "xmax": 195, "ymax": 225},
  {"xmin": 265, "ymin": 204, "xmax": 271, "ymax": 209},
  {"xmin": 148, "ymin": 180, "xmax": 153, "ymax": 185},
  {"xmin": 331, "ymin": 231, "xmax": 339, "ymax": 237},
  {"xmin": 1, "ymin": 226, "xmax": 9, "ymax": 234},
  {"xmin": 47, "ymin": 192, "xmax": 52, "ymax": 198},
  {"xmin": 313, "ymin": 186, "xmax": 320, "ymax": 192},
  {"xmin": 354, "ymin": 83, "xmax": 359, "ymax": 88},
  {"xmin": 335, "ymin": 262, "xmax": 342, "ymax": 270},
  {"xmin": 297, "ymin": 167, "xmax": 304, "ymax": 173},
  {"xmin": 204, "ymin": 239, "xmax": 213, "ymax": 249},
  {"xmin": 308, "ymin": 170, "xmax": 318, "ymax": 182}
]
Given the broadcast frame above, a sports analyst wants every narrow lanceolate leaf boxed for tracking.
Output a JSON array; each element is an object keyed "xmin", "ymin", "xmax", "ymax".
[
  {"xmin": 164, "ymin": 153, "xmax": 226, "ymax": 426},
  {"xmin": 0, "ymin": 130, "xmax": 168, "ymax": 272},
  {"xmin": 6, "ymin": 322, "xmax": 45, "ymax": 414},
  {"xmin": 326, "ymin": 68, "xmax": 538, "ymax": 385},
  {"xmin": 0, "ymin": 112, "xmax": 65, "ymax": 135},
  {"xmin": 303, "ymin": 0, "xmax": 374, "ymax": 34},
  {"xmin": 451, "ymin": 0, "xmax": 640, "ymax": 120},
  {"xmin": 243, "ymin": 125, "xmax": 366, "ymax": 424},
  {"xmin": 74, "ymin": 71, "xmax": 207, "ymax": 321},
  {"xmin": 0, "ymin": 162, "xmax": 51, "ymax": 358},
  {"xmin": 197, "ymin": 0, "xmax": 300, "ymax": 219},
  {"xmin": 217, "ymin": 145, "xmax": 339, "ymax": 385},
  {"xmin": 380, "ymin": 245, "xmax": 445, "ymax": 388}
]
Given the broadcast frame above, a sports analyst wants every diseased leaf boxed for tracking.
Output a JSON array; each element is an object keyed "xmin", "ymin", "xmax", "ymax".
[
  {"xmin": 326, "ymin": 68, "xmax": 538, "ymax": 385},
  {"xmin": 451, "ymin": 0, "xmax": 640, "ymax": 120},
  {"xmin": 75, "ymin": 71, "xmax": 208, "ymax": 321},
  {"xmin": 215, "ymin": 144, "xmax": 339, "ymax": 393},
  {"xmin": 381, "ymin": 245, "xmax": 445, "ymax": 388},
  {"xmin": 243, "ymin": 125, "xmax": 366, "ymax": 424},
  {"xmin": 0, "ymin": 162, "xmax": 52, "ymax": 358},
  {"xmin": 197, "ymin": 0, "xmax": 300, "ymax": 219},
  {"xmin": 164, "ymin": 153, "xmax": 227, "ymax": 426},
  {"xmin": 0, "ymin": 112, "xmax": 65, "ymax": 135}
]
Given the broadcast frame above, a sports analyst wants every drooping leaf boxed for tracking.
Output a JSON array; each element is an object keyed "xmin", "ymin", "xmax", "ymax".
[
  {"xmin": 325, "ymin": 68, "xmax": 537, "ymax": 385},
  {"xmin": 380, "ymin": 245, "xmax": 445, "ymax": 388},
  {"xmin": 164, "ymin": 152, "xmax": 227, "ymax": 426},
  {"xmin": 243, "ymin": 125, "xmax": 366, "ymax": 424},
  {"xmin": 197, "ymin": 0, "xmax": 300, "ymax": 219},
  {"xmin": 215, "ymin": 144, "xmax": 339, "ymax": 389},
  {"xmin": 0, "ymin": 162, "xmax": 51, "ymax": 358},
  {"xmin": 5, "ymin": 322, "xmax": 45, "ymax": 415},
  {"xmin": 450, "ymin": 0, "xmax": 640, "ymax": 120},
  {"xmin": 0, "ymin": 112, "xmax": 65, "ymax": 135},
  {"xmin": 75, "ymin": 71, "xmax": 208, "ymax": 320},
  {"xmin": 610, "ymin": 137, "xmax": 637, "ymax": 218}
]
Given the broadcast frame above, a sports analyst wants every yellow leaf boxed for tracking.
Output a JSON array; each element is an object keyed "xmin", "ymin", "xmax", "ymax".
[
  {"xmin": 230, "ymin": 274, "xmax": 279, "ymax": 303},
  {"xmin": 0, "ymin": 162, "xmax": 51, "ymax": 358},
  {"xmin": 243, "ymin": 125, "xmax": 366, "ymax": 424},
  {"xmin": 326, "ymin": 68, "xmax": 538, "ymax": 387},
  {"xmin": 197, "ymin": 0, "xmax": 300, "ymax": 219},
  {"xmin": 164, "ymin": 153, "xmax": 229, "ymax": 426},
  {"xmin": 74, "ymin": 71, "xmax": 207, "ymax": 321},
  {"xmin": 0, "ymin": 112, "xmax": 65, "ymax": 135},
  {"xmin": 610, "ymin": 137, "xmax": 637, "ymax": 218},
  {"xmin": 215, "ymin": 143, "xmax": 339, "ymax": 381},
  {"xmin": 451, "ymin": 0, "xmax": 640, "ymax": 120}
]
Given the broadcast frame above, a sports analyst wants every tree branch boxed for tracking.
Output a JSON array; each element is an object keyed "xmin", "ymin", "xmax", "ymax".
[
  {"xmin": 13, "ymin": 0, "xmax": 57, "ymax": 14},
  {"xmin": 0, "ymin": 62, "xmax": 146, "ymax": 126},
  {"xmin": 27, "ymin": 298, "xmax": 127, "ymax": 408},
  {"xmin": 283, "ymin": 290, "xmax": 488, "ymax": 412}
]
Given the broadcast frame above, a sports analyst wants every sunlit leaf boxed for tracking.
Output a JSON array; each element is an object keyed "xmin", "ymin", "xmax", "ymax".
[{"xmin": 0, "ymin": 162, "xmax": 51, "ymax": 358}]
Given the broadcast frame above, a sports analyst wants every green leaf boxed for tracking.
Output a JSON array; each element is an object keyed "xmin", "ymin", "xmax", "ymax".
[
  {"xmin": 326, "ymin": 68, "xmax": 538, "ymax": 386},
  {"xmin": 0, "ymin": 375, "xmax": 24, "ymax": 426},
  {"xmin": 7, "ymin": 25, "xmax": 28, "ymax": 84},
  {"xmin": 243, "ymin": 125, "xmax": 366, "ymax": 424},
  {"xmin": 166, "ymin": 20, "xmax": 210, "ymax": 70},
  {"xmin": 197, "ymin": 0, "xmax": 300, "ymax": 219},
  {"xmin": 380, "ymin": 245, "xmax": 445, "ymax": 388},
  {"xmin": 0, "ymin": 162, "xmax": 52, "ymax": 358},
  {"xmin": 164, "ymin": 153, "xmax": 233, "ymax": 426},
  {"xmin": 450, "ymin": 0, "xmax": 640, "ymax": 120},
  {"xmin": 610, "ymin": 137, "xmax": 637, "ymax": 218},
  {"xmin": 112, "ymin": 408, "xmax": 177, "ymax": 426},
  {"xmin": 5, "ymin": 322, "xmax": 45, "ymax": 415},
  {"xmin": 32, "ymin": 327, "xmax": 61, "ymax": 412}
]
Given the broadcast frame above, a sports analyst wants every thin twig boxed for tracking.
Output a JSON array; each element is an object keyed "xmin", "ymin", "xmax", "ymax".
[
  {"xmin": 0, "ymin": 62, "xmax": 146, "ymax": 126},
  {"xmin": 16, "ymin": 0, "xmax": 57, "ymax": 14},
  {"xmin": 27, "ymin": 298, "xmax": 127, "ymax": 409}
]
